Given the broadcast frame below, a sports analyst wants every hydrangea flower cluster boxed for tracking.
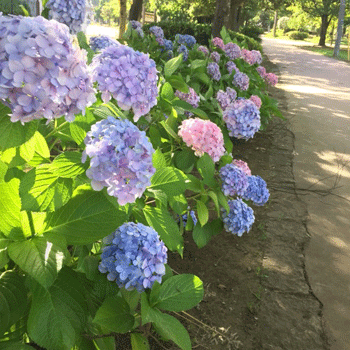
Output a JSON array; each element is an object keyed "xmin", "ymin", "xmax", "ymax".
[
  {"xmin": 232, "ymin": 159, "xmax": 251, "ymax": 176},
  {"xmin": 220, "ymin": 164, "xmax": 249, "ymax": 197},
  {"xmin": 156, "ymin": 37, "xmax": 165, "ymax": 46},
  {"xmin": 91, "ymin": 44, "xmax": 158, "ymax": 121},
  {"xmin": 223, "ymin": 99, "xmax": 261, "ymax": 140},
  {"xmin": 82, "ymin": 116, "xmax": 156, "ymax": 205},
  {"xmin": 175, "ymin": 87, "xmax": 200, "ymax": 109},
  {"xmin": 222, "ymin": 199, "xmax": 255, "ymax": 236},
  {"xmin": 265, "ymin": 73, "xmax": 278, "ymax": 86},
  {"xmin": 216, "ymin": 87, "xmax": 237, "ymax": 111},
  {"xmin": 176, "ymin": 34, "xmax": 196, "ymax": 48},
  {"xmin": 251, "ymin": 50, "xmax": 262, "ymax": 64},
  {"xmin": 207, "ymin": 62, "xmax": 221, "ymax": 81},
  {"xmin": 210, "ymin": 51, "xmax": 220, "ymax": 63},
  {"xmin": 242, "ymin": 175, "xmax": 270, "ymax": 206},
  {"xmin": 89, "ymin": 35, "xmax": 118, "ymax": 51},
  {"xmin": 149, "ymin": 26, "xmax": 164, "ymax": 38},
  {"xmin": 224, "ymin": 42, "xmax": 241, "ymax": 60},
  {"xmin": 98, "ymin": 222, "xmax": 167, "ymax": 292},
  {"xmin": 178, "ymin": 44, "xmax": 189, "ymax": 61},
  {"xmin": 182, "ymin": 211, "xmax": 198, "ymax": 226},
  {"xmin": 0, "ymin": 15, "xmax": 96, "ymax": 124},
  {"xmin": 256, "ymin": 66, "xmax": 266, "ymax": 78},
  {"xmin": 178, "ymin": 118, "xmax": 225, "ymax": 162},
  {"xmin": 249, "ymin": 95, "xmax": 262, "ymax": 109},
  {"xmin": 46, "ymin": 0, "xmax": 92, "ymax": 34},
  {"xmin": 226, "ymin": 61, "xmax": 238, "ymax": 75},
  {"xmin": 130, "ymin": 20, "xmax": 144, "ymax": 37},
  {"xmin": 198, "ymin": 45, "xmax": 209, "ymax": 56},
  {"xmin": 163, "ymin": 39, "xmax": 173, "ymax": 51},
  {"xmin": 212, "ymin": 37, "xmax": 224, "ymax": 50},
  {"xmin": 233, "ymin": 71, "xmax": 249, "ymax": 91}
]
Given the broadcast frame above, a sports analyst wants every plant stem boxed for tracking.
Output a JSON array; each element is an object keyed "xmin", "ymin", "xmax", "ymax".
[
  {"xmin": 26, "ymin": 211, "xmax": 35, "ymax": 238},
  {"xmin": 45, "ymin": 121, "xmax": 68, "ymax": 140}
]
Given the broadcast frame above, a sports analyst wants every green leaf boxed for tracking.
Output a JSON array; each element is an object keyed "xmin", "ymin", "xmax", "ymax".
[
  {"xmin": 76, "ymin": 32, "xmax": 95, "ymax": 64},
  {"xmin": 169, "ymin": 194, "xmax": 188, "ymax": 215},
  {"xmin": 0, "ymin": 103, "xmax": 38, "ymax": 151},
  {"xmin": 204, "ymin": 85, "xmax": 214, "ymax": 100},
  {"xmin": 192, "ymin": 219, "xmax": 223, "ymax": 248},
  {"xmin": 208, "ymin": 190, "xmax": 220, "ymax": 215},
  {"xmin": 152, "ymin": 149, "xmax": 167, "ymax": 169},
  {"xmin": 0, "ymin": 271, "xmax": 28, "ymax": 337},
  {"xmin": 196, "ymin": 200, "xmax": 209, "ymax": 226},
  {"xmin": 8, "ymin": 237, "xmax": 66, "ymax": 288},
  {"xmin": 69, "ymin": 110, "xmax": 96, "ymax": 146},
  {"xmin": 192, "ymin": 108, "xmax": 207, "ymax": 119},
  {"xmin": 51, "ymin": 152, "xmax": 88, "ymax": 178},
  {"xmin": 166, "ymin": 75, "xmax": 189, "ymax": 93},
  {"xmin": 185, "ymin": 174, "xmax": 204, "ymax": 193},
  {"xmin": 154, "ymin": 274, "xmax": 204, "ymax": 312},
  {"xmin": 131, "ymin": 333, "xmax": 150, "ymax": 350},
  {"xmin": 76, "ymin": 255, "xmax": 100, "ymax": 282},
  {"xmin": 144, "ymin": 206, "xmax": 183, "ymax": 253},
  {"xmin": 93, "ymin": 296, "xmax": 134, "ymax": 334},
  {"xmin": 0, "ymin": 342, "xmax": 35, "ymax": 350},
  {"xmin": 27, "ymin": 132, "xmax": 50, "ymax": 166},
  {"xmin": 0, "ymin": 179, "xmax": 23, "ymax": 240},
  {"xmin": 174, "ymin": 149, "xmax": 196, "ymax": 172},
  {"xmin": 195, "ymin": 72, "xmax": 210, "ymax": 85},
  {"xmin": 197, "ymin": 154, "xmax": 216, "ymax": 187},
  {"xmin": 20, "ymin": 212, "xmax": 47, "ymax": 238},
  {"xmin": 221, "ymin": 126, "xmax": 233, "ymax": 154},
  {"xmin": 161, "ymin": 82, "xmax": 175, "ymax": 102},
  {"xmin": 144, "ymin": 188, "xmax": 168, "ymax": 207},
  {"xmin": 160, "ymin": 120, "xmax": 180, "ymax": 140},
  {"xmin": 217, "ymin": 190, "xmax": 230, "ymax": 213},
  {"xmin": 0, "ymin": 160, "xmax": 8, "ymax": 182},
  {"xmin": 191, "ymin": 59, "xmax": 206, "ymax": 70},
  {"xmin": 19, "ymin": 165, "xmax": 73, "ymax": 212},
  {"xmin": 43, "ymin": 185, "xmax": 127, "ymax": 245},
  {"xmin": 148, "ymin": 308, "xmax": 191, "ymax": 350},
  {"xmin": 120, "ymin": 289, "xmax": 140, "ymax": 313},
  {"xmin": 164, "ymin": 54, "xmax": 183, "ymax": 77},
  {"xmin": 150, "ymin": 167, "xmax": 188, "ymax": 197},
  {"xmin": 28, "ymin": 268, "xmax": 88, "ymax": 350}
]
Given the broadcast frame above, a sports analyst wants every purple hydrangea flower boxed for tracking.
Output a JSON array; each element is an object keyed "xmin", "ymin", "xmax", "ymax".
[
  {"xmin": 256, "ymin": 66, "xmax": 266, "ymax": 78},
  {"xmin": 91, "ymin": 44, "xmax": 158, "ymax": 121},
  {"xmin": 163, "ymin": 39, "xmax": 173, "ymax": 51},
  {"xmin": 176, "ymin": 34, "xmax": 196, "ymax": 48},
  {"xmin": 177, "ymin": 44, "xmax": 188, "ymax": 61},
  {"xmin": 207, "ymin": 62, "xmax": 221, "ymax": 81},
  {"xmin": 156, "ymin": 37, "xmax": 165, "ymax": 46},
  {"xmin": 46, "ymin": 0, "xmax": 92, "ymax": 34},
  {"xmin": 212, "ymin": 37, "xmax": 224, "ymax": 50},
  {"xmin": 175, "ymin": 87, "xmax": 200, "ymax": 109},
  {"xmin": 251, "ymin": 50, "xmax": 262, "ymax": 64},
  {"xmin": 134, "ymin": 27, "xmax": 144, "ymax": 38},
  {"xmin": 226, "ymin": 61, "xmax": 238, "ymax": 75},
  {"xmin": 224, "ymin": 42, "xmax": 241, "ymax": 60},
  {"xmin": 89, "ymin": 35, "xmax": 119, "ymax": 51},
  {"xmin": 130, "ymin": 20, "xmax": 142, "ymax": 29},
  {"xmin": 198, "ymin": 45, "xmax": 209, "ymax": 56},
  {"xmin": 82, "ymin": 116, "xmax": 156, "ymax": 205},
  {"xmin": 98, "ymin": 222, "xmax": 168, "ymax": 292},
  {"xmin": 249, "ymin": 95, "xmax": 262, "ymax": 109},
  {"xmin": 216, "ymin": 87, "xmax": 237, "ymax": 111},
  {"xmin": 210, "ymin": 51, "xmax": 220, "ymax": 63},
  {"xmin": 149, "ymin": 26, "xmax": 164, "ymax": 38},
  {"xmin": 232, "ymin": 159, "xmax": 251, "ymax": 176},
  {"xmin": 0, "ymin": 15, "xmax": 96, "ymax": 124},
  {"xmin": 182, "ymin": 210, "xmax": 198, "ymax": 227},
  {"xmin": 222, "ymin": 199, "xmax": 255, "ymax": 236},
  {"xmin": 233, "ymin": 71, "xmax": 249, "ymax": 91},
  {"xmin": 220, "ymin": 164, "xmax": 249, "ymax": 197},
  {"xmin": 223, "ymin": 99, "xmax": 261, "ymax": 140},
  {"xmin": 242, "ymin": 175, "xmax": 270, "ymax": 206}
]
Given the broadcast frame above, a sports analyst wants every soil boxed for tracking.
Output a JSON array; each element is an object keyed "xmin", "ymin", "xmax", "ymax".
[{"xmin": 154, "ymin": 57, "xmax": 330, "ymax": 350}]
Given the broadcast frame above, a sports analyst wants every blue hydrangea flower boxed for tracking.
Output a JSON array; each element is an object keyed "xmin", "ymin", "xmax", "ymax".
[
  {"xmin": 216, "ymin": 87, "xmax": 236, "ymax": 111},
  {"xmin": 99, "ymin": 222, "xmax": 168, "ymax": 292},
  {"xmin": 222, "ymin": 199, "xmax": 255, "ymax": 236},
  {"xmin": 242, "ymin": 175, "xmax": 270, "ymax": 206},
  {"xmin": 207, "ymin": 62, "xmax": 221, "ymax": 81},
  {"xmin": 223, "ymin": 99, "xmax": 261, "ymax": 140},
  {"xmin": 0, "ymin": 15, "xmax": 96, "ymax": 124},
  {"xmin": 176, "ymin": 34, "xmax": 196, "ymax": 48},
  {"xmin": 182, "ymin": 210, "xmax": 198, "ymax": 227},
  {"xmin": 177, "ymin": 44, "xmax": 189, "ymax": 61},
  {"xmin": 82, "ymin": 116, "xmax": 155, "ymax": 205},
  {"xmin": 233, "ymin": 71, "xmax": 249, "ymax": 91},
  {"xmin": 46, "ymin": 0, "xmax": 92, "ymax": 34},
  {"xmin": 149, "ymin": 26, "xmax": 164, "ymax": 38},
  {"xmin": 220, "ymin": 164, "xmax": 249, "ymax": 197},
  {"xmin": 91, "ymin": 44, "xmax": 158, "ymax": 121},
  {"xmin": 163, "ymin": 39, "xmax": 173, "ymax": 51},
  {"xmin": 89, "ymin": 35, "xmax": 119, "ymax": 51}
]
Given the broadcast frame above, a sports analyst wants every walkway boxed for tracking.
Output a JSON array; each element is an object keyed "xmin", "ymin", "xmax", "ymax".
[{"xmin": 262, "ymin": 37, "xmax": 350, "ymax": 350}]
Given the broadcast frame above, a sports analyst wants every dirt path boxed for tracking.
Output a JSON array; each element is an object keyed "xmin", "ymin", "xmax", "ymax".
[{"xmin": 262, "ymin": 37, "xmax": 350, "ymax": 350}]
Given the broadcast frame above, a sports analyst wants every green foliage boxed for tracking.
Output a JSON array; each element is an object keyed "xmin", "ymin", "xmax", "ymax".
[
  {"xmin": 240, "ymin": 25, "xmax": 264, "ymax": 43},
  {"xmin": 288, "ymin": 30, "xmax": 309, "ymax": 40}
]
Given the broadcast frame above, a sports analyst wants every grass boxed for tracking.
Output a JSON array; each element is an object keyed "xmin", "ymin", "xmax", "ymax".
[{"xmin": 299, "ymin": 45, "xmax": 350, "ymax": 63}]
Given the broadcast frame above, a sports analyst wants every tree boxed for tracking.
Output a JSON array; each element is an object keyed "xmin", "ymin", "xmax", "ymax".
[
  {"xmin": 119, "ymin": 0, "xmax": 127, "ymax": 38},
  {"xmin": 333, "ymin": 0, "xmax": 346, "ymax": 57},
  {"xmin": 129, "ymin": 0, "xmax": 143, "ymax": 20},
  {"xmin": 212, "ymin": 0, "xmax": 230, "ymax": 37}
]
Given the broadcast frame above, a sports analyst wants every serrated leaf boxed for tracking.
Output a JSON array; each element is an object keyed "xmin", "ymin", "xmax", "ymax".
[
  {"xmin": 43, "ymin": 186, "xmax": 127, "ymax": 245},
  {"xmin": 196, "ymin": 200, "xmax": 209, "ymax": 226},
  {"xmin": 208, "ymin": 191, "xmax": 220, "ymax": 215},
  {"xmin": 152, "ymin": 149, "xmax": 167, "ymax": 169},
  {"xmin": 160, "ymin": 120, "xmax": 180, "ymax": 140},
  {"xmin": 0, "ymin": 271, "xmax": 28, "ymax": 337},
  {"xmin": 150, "ymin": 167, "xmax": 187, "ymax": 197},
  {"xmin": 169, "ymin": 194, "xmax": 188, "ymax": 215},
  {"xmin": 164, "ymin": 54, "xmax": 183, "ymax": 77},
  {"xmin": 166, "ymin": 75, "xmax": 189, "ymax": 93},
  {"xmin": 197, "ymin": 154, "xmax": 216, "ymax": 187},
  {"xmin": 19, "ymin": 165, "xmax": 73, "ymax": 212},
  {"xmin": 174, "ymin": 149, "xmax": 196, "ymax": 172},
  {"xmin": 0, "ymin": 160, "xmax": 8, "ymax": 182},
  {"xmin": 28, "ymin": 132, "xmax": 50, "ymax": 166},
  {"xmin": 185, "ymin": 174, "xmax": 204, "ymax": 193},
  {"xmin": 192, "ymin": 219, "xmax": 223, "ymax": 248},
  {"xmin": 20, "ymin": 212, "xmax": 47, "ymax": 238},
  {"xmin": 8, "ymin": 237, "xmax": 66, "ymax": 288},
  {"xmin": 144, "ymin": 206, "xmax": 183, "ymax": 253},
  {"xmin": 217, "ymin": 190, "xmax": 230, "ymax": 213},
  {"xmin": 93, "ymin": 296, "xmax": 134, "ymax": 334},
  {"xmin": 192, "ymin": 108, "xmax": 207, "ymax": 119},
  {"xmin": 204, "ymin": 85, "xmax": 214, "ymax": 100},
  {"xmin": 196, "ymin": 72, "xmax": 210, "ymax": 85},
  {"xmin": 191, "ymin": 59, "xmax": 206, "ymax": 70},
  {"xmin": 69, "ymin": 110, "xmax": 96, "ymax": 146},
  {"xmin": 161, "ymin": 82, "xmax": 175, "ymax": 102},
  {"xmin": 28, "ymin": 268, "xmax": 88, "ymax": 350},
  {"xmin": 131, "ymin": 333, "xmax": 150, "ymax": 350},
  {"xmin": 51, "ymin": 152, "xmax": 88, "ymax": 178},
  {"xmin": 145, "ymin": 188, "xmax": 168, "ymax": 207},
  {"xmin": 0, "ymin": 342, "xmax": 35, "ymax": 350}
]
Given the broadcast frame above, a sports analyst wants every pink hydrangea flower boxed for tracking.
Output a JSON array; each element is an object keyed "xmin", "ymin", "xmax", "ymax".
[
  {"xmin": 251, "ymin": 50, "xmax": 262, "ymax": 64},
  {"xmin": 249, "ymin": 95, "xmax": 262, "ymax": 109},
  {"xmin": 178, "ymin": 118, "xmax": 225, "ymax": 162},
  {"xmin": 256, "ymin": 66, "xmax": 266, "ymax": 78},
  {"xmin": 265, "ymin": 73, "xmax": 278, "ymax": 86},
  {"xmin": 241, "ymin": 49, "xmax": 254, "ymax": 65},
  {"xmin": 232, "ymin": 159, "xmax": 251, "ymax": 176},
  {"xmin": 212, "ymin": 37, "xmax": 224, "ymax": 50}
]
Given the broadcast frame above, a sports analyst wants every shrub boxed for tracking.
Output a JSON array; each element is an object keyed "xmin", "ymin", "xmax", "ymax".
[
  {"xmin": 278, "ymin": 16, "xmax": 290, "ymax": 31},
  {"xmin": 288, "ymin": 31, "xmax": 308, "ymax": 40},
  {"xmin": 240, "ymin": 25, "xmax": 264, "ymax": 43}
]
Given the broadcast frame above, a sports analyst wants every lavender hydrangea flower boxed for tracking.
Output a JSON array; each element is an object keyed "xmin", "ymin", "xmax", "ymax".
[
  {"xmin": 233, "ymin": 71, "xmax": 249, "ymax": 91},
  {"xmin": 182, "ymin": 211, "xmax": 198, "ymax": 227},
  {"xmin": 207, "ymin": 62, "xmax": 221, "ymax": 81},
  {"xmin": 91, "ymin": 44, "xmax": 158, "ymax": 121},
  {"xmin": 251, "ymin": 50, "xmax": 262, "ymax": 64},
  {"xmin": 224, "ymin": 42, "xmax": 241, "ymax": 60},
  {"xmin": 226, "ymin": 61, "xmax": 238, "ymax": 75},
  {"xmin": 149, "ymin": 26, "xmax": 164, "ymax": 38},
  {"xmin": 130, "ymin": 20, "xmax": 142, "ymax": 29},
  {"xmin": 210, "ymin": 51, "xmax": 220, "ymax": 63},
  {"xmin": 82, "ymin": 116, "xmax": 155, "ymax": 205},
  {"xmin": 0, "ymin": 15, "xmax": 96, "ymax": 124},
  {"xmin": 99, "ymin": 222, "xmax": 168, "ymax": 292},
  {"xmin": 177, "ymin": 44, "xmax": 189, "ymax": 61},
  {"xmin": 46, "ymin": 0, "xmax": 92, "ymax": 34},
  {"xmin": 156, "ymin": 37, "xmax": 165, "ymax": 46},
  {"xmin": 227, "ymin": 87, "xmax": 237, "ymax": 102},
  {"xmin": 242, "ymin": 175, "xmax": 270, "ymax": 206},
  {"xmin": 222, "ymin": 199, "xmax": 255, "ymax": 236},
  {"xmin": 223, "ymin": 99, "xmax": 261, "ymax": 140},
  {"xmin": 216, "ymin": 87, "xmax": 237, "ymax": 111},
  {"xmin": 212, "ymin": 37, "xmax": 224, "ymax": 50},
  {"xmin": 198, "ymin": 45, "xmax": 209, "ymax": 56},
  {"xmin": 220, "ymin": 164, "xmax": 249, "ymax": 197},
  {"xmin": 163, "ymin": 39, "xmax": 173, "ymax": 51},
  {"xmin": 89, "ymin": 35, "xmax": 119, "ymax": 51},
  {"xmin": 175, "ymin": 87, "xmax": 200, "ymax": 109},
  {"xmin": 176, "ymin": 34, "xmax": 196, "ymax": 48},
  {"xmin": 256, "ymin": 66, "xmax": 266, "ymax": 78}
]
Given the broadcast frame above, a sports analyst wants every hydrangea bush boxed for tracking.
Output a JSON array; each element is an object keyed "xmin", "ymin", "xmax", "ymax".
[{"xmin": 0, "ymin": 13, "xmax": 280, "ymax": 350}]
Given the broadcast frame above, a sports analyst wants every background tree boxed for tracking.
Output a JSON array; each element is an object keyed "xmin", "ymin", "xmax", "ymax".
[
  {"xmin": 100, "ymin": 0, "xmax": 120, "ymax": 24},
  {"xmin": 129, "ymin": 0, "xmax": 143, "ymax": 21},
  {"xmin": 119, "ymin": 0, "xmax": 127, "ymax": 37},
  {"xmin": 333, "ymin": 0, "xmax": 346, "ymax": 57},
  {"xmin": 212, "ymin": 0, "xmax": 230, "ymax": 37}
]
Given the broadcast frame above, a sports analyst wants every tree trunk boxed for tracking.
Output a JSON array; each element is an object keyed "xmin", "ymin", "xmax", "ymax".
[
  {"xmin": 237, "ymin": 5, "xmax": 244, "ymax": 30},
  {"xmin": 319, "ymin": 14, "xmax": 329, "ymax": 46},
  {"xmin": 273, "ymin": 10, "xmax": 278, "ymax": 37},
  {"xmin": 119, "ymin": 0, "xmax": 127, "ymax": 39},
  {"xmin": 226, "ymin": 5, "xmax": 238, "ymax": 31},
  {"xmin": 333, "ymin": 0, "xmax": 346, "ymax": 57},
  {"xmin": 212, "ymin": 0, "xmax": 230, "ymax": 37},
  {"xmin": 128, "ymin": 0, "xmax": 143, "ymax": 21}
]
